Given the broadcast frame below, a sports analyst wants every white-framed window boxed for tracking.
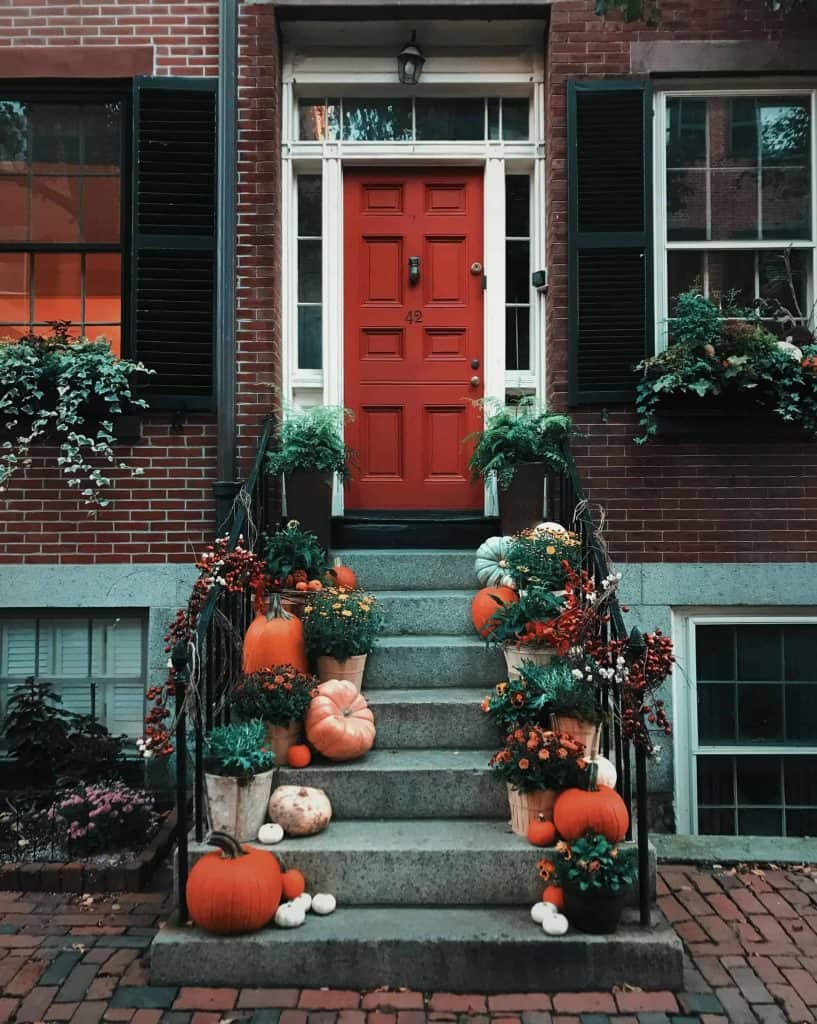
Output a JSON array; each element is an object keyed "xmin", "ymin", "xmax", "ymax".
[
  {"xmin": 0, "ymin": 613, "xmax": 146, "ymax": 738},
  {"xmin": 674, "ymin": 613, "xmax": 817, "ymax": 837},
  {"xmin": 654, "ymin": 88, "xmax": 817, "ymax": 346}
]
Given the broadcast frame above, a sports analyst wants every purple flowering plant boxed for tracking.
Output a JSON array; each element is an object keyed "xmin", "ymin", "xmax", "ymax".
[{"xmin": 48, "ymin": 782, "xmax": 158, "ymax": 855}]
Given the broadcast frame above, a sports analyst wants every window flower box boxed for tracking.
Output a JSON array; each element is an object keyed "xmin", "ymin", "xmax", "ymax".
[{"xmin": 652, "ymin": 394, "xmax": 812, "ymax": 443}]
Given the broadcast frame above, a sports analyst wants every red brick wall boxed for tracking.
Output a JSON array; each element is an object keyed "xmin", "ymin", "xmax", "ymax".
[{"xmin": 545, "ymin": 0, "xmax": 817, "ymax": 564}]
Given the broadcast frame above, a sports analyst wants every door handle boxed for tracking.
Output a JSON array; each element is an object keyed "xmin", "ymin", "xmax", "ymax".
[
  {"xmin": 470, "ymin": 376, "xmax": 480, "ymax": 388},
  {"xmin": 408, "ymin": 256, "xmax": 420, "ymax": 285}
]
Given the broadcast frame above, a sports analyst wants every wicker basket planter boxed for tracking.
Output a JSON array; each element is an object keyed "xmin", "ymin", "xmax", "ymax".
[{"xmin": 506, "ymin": 784, "xmax": 556, "ymax": 837}]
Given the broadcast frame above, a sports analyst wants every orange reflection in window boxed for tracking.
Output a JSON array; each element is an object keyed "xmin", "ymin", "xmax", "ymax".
[
  {"xmin": 83, "ymin": 177, "xmax": 120, "ymax": 243},
  {"xmin": 34, "ymin": 253, "xmax": 82, "ymax": 324},
  {"xmin": 0, "ymin": 252, "xmax": 28, "ymax": 322},
  {"xmin": 31, "ymin": 176, "xmax": 81, "ymax": 243}
]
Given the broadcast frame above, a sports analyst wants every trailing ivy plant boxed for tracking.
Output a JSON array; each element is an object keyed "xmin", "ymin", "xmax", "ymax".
[
  {"xmin": 635, "ymin": 291, "xmax": 817, "ymax": 443},
  {"xmin": 0, "ymin": 322, "xmax": 151, "ymax": 509},
  {"xmin": 594, "ymin": 0, "xmax": 815, "ymax": 22},
  {"xmin": 467, "ymin": 397, "xmax": 571, "ymax": 491},
  {"xmin": 266, "ymin": 403, "xmax": 355, "ymax": 481}
]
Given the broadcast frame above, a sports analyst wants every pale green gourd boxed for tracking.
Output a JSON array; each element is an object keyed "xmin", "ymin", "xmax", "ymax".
[{"xmin": 475, "ymin": 536, "xmax": 517, "ymax": 589}]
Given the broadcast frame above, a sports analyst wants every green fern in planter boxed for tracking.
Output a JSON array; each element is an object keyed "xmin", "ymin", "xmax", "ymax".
[{"xmin": 266, "ymin": 404, "xmax": 355, "ymax": 481}]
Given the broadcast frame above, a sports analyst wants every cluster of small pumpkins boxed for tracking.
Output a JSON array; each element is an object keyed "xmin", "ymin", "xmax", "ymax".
[{"xmin": 186, "ymin": 830, "xmax": 337, "ymax": 935}]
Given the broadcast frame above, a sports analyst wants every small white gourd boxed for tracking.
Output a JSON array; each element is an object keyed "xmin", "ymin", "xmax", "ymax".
[
  {"xmin": 257, "ymin": 822, "xmax": 284, "ymax": 845},
  {"xmin": 274, "ymin": 901, "xmax": 306, "ymax": 928},
  {"xmin": 531, "ymin": 901, "xmax": 556, "ymax": 924},
  {"xmin": 293, "ymin": 892, "xmax": 312, "ymax": 913},
  {"xmin": 534, "ymin": 521, "xmax": 567, "ymax": 535},
  {"xmin": 592, "ymin": 755, "xmax": 618, "ymax": 790},
  {"xmin": 311, "ymin": 892, "xmax": 337, "ymax": 916},
  {"xmin": 542, "ymin": 913, "xmax": 569, "ymax": 936}
]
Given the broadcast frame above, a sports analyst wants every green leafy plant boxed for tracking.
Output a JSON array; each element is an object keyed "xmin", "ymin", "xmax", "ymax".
[
  {"xmin": 484, "ymin": 586, "xmax": 564, "ymax": 649},
  {"xmin": 555, "ymin": 833, "xmax": 636, "ymax": 893},
  {"xmin": 0, "ymin": 323, "xmax": 151, "ymax": 509},
  {"xmin": 505, "ymin": 526, "xmax": 583, "ymax": 591},
  {"xmin": 302, "ymin": 587, "xmax": 385, "ymax": 661},
  {"xmin": 636, "ymin": 290, "xmax": 817, "ymax": 443},
  {"xmin": 520, "ymin": 658, "xmax": 606, "ymax": 726},
  {"xmin": 466, "ymin": 397, "xmax": 571, "ymax": 491},
  {"xmin": 58, "ymin": 713, "xmax": 126, "ymax": 785},
  {"xmin": 1, "ymin": 678, "xmax": 73, "ymax": 783},
  {"xmin": 232, "ymin": 666, "xmax": 319, "ymax": 726},
  {"xmin": 489, "ymin": 724, "xmax": 590, "ymax": 792},
  {"xmin": 263, "ymin": 520, "xmax": 328, "ymax": 586},
  {"xmin": 267, "ymin": 403, "xmax": 355, "ymax": 481},
  {"xmin": 480, "ymin": 669, "xmax": 551, "ymax": 735},
  {"xmin": 48, "ymin": 782, "xmax": 158, "ymax": 856},
  {"xmin": 205, "ymin": 720, "xmax": 275, "ymax": 779}
]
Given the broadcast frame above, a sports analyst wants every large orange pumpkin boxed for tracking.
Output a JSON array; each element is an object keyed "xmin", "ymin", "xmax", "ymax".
[
  {"xmin": 552, "ymin": 784, "xmax": 629, "ymax": 843},
  {"xmin": 242, "ymin": 593, "xmax": 307, "ymax": 674},
  {"xmin": 471, "ymin": 586, "xmax": 518, "ymax": 638},
  {"xmin": 186, "ymin": 831, "xmax": 282, "ymax": 935},
  {"xmin": 305, "ymin": 679, "xmax": 376, "ymax": 761}
]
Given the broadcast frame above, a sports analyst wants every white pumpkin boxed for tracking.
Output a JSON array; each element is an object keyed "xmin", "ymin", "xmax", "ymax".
[
  {"xmin": 475, "ymin": 536, "xmax": 517, "ymax": 590},
  {"xmin": 268, "ymin": 785, "xmax": 332, "ymax": 837},
  {"xmin": 542, "ymin": 913, "xmax": 569, "ymax": 936},
  {"xmin": 534, "ymin": 521, "xmax": 567, "ymax": 535},
  {"xmin": 293, "ymin": 892, "xmax": 312, "ymax": 913},
  {"xmin": 274, "ymin": 901, "xmax": 306, "ymax": 928},
  {"xmin": 311, "ymin": 892, "xmax": 337, "ymax": 916},
  {"xmin": 531, "ymin": 901, "xmax": 556, "ymax": 924},
  {"xmin": 256, "ymin": 822, "xmax": 284, "ymax": 845},
  {"xmin": 592, "ymin": 755, "xmax": 617, "ymax": 790}
]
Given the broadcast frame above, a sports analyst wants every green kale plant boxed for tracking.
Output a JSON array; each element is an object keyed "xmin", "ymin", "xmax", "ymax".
[{"xmin": 205, "ymin": 720, "xmax": 275, "ymax": 779}]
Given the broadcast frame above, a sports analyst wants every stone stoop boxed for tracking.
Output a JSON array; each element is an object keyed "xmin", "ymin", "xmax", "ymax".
[{"xmin": 150, "ymin": 548, "xmax": 683, "ymax": 991}]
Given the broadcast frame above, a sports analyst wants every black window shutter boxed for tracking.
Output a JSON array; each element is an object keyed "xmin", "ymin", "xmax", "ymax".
[
  {"xmin": 130, "ymin": 76, "xmax": 217, "ymax": 407},
  {"xmin": 567, "ymin": 81, "xmax": 653, "ymax": 404}
]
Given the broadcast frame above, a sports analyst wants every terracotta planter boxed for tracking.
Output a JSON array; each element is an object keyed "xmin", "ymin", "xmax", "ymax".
[
  {"xmin": 281, "ymin": 589, "xmax": 307, "ymax": 618},
  {"xmin": 317, "ymin": 653, "xmax": 367, "ymax": 691},
  {"xmin": 563, "ymin": 878, "xmax": 627, "ymax": 934},
  {"xmin": 204, "ymin": 769, "xmax": 274, "ymax": 842},
  {"xmin": 503, "ymin": 645, "xmax": 555, "ymax": 681},
  {"xmin": 506, "ymin": 784, "xmax": 556, "ymax": 837},
  {"xmin": 264, "ymin": 720, "xmax": 302, "ymax": 765},
  {"xmin": 498, "ymin": 461, "xmax": 546, "ymax": 536},
  {"xmin": 285, "ymin": 469, "xmax": 333, "ymax": 551},
  {"xmin": 550, "ymin": 714, "xmax": 602, "ymax": 758}
]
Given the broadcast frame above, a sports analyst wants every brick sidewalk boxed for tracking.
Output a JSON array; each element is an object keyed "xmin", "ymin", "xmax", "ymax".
[{"xmin": 0, "ymin": 864, "xmax": 815, "ymax": 1024}]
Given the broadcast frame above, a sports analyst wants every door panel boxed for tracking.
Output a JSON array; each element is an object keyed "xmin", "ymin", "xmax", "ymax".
[{"xmin": 344, "ymin": 167, "xmax": 484, "ymax": 511}]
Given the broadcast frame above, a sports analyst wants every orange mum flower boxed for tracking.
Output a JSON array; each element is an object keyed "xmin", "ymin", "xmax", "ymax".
[{"xmin": 518, "ymin": 758, "xmax": 530, "ymax": 771}]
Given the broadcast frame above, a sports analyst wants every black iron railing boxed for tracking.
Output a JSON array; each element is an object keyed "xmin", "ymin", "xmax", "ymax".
[
  {"xmin": 170, "ymin": 430, "xmax": 651, "ymax": 928},
  {"xmin": 171, "ymin": 416, "xmax": 274, "ymax": 922}
]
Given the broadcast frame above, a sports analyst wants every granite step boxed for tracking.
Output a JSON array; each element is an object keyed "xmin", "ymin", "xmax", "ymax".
[
  {"xmin": 367, "ymin": 687, "xmax": 497, "ymax": 749},
  {"xmin": 334, "ymin": 548, "xmax": 478, "ymax": 592},
  {"xmin": 377, "ymin": 589, "xmax": 475, "ymax": 636},
  {"xmin": 366, "ymin": 636, "xmax": 504, "ymax": 689}
]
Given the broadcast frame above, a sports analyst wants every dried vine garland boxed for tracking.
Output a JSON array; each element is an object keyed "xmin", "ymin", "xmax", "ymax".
[{"xmin": 594, "ymin": 0, "xmax": 815, "ymax": 20}]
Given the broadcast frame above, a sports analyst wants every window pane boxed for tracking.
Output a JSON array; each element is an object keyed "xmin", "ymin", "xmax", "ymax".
[
  {"xmin": 696, "ymin": 625, "xmax": 734, "ymax": 680},
  {"xmin": 33, "ymin": 252, "xmax": 82, "ymax": 324},
  {"xmin": 83, "ymin": 102, "xmax": 121, "ymax": 172},
  {"xmin": 699, "ymin": 807, "xmax": 735, "ymax": 834},
  {"xmin": 298, "ymin": 175, "xmax": 322, "ymax": 238},
  {"xmin": 710, "ymin": 170, "xmax": 758, "ymax": 240},
  {"xmin": 698, "ymin": 683, "xmax": 736, "ymax": 743},
  {"xmin": 668, "ymin": 250, "xmax": 703, "ymax": 306},
  {"xmin": 737, "ymin": 625, "xmax": 781, "ymax": 681},
  {"xmin": 0, "ymin": 100, "xmax": 29, "ymax": 171},
  {"xmin": 736, "ymin": 755, "xmax": 781, "ymax": 804},
  {"xmin": 761, "ymin": 99, "xmax": 810, "ymax": 165},
  {"xmin": 666, "ymin": 97, "xmax": 707, "ymax": 167},
  {"xmin": 502, "ymin": 99, "xmax": 529, "ymax": 140},
  {"xmin": 31, "ymin": 175, "xmax": 81, "ymax": 243},
  {"xmin": 487, "ymin": 98, "xmax": 500, "ymax": 141},
  {"xmin": 298, "ymin": 100, "xmax": 340, "ymax": 141},
  {"xmin": 784, "ymin": 625, "xmax": 817, "ymax": 681},
  {"xmin": 506, "ymin": 240, "xmax": 529, "ymax": 303},
  {"xmin": 785, "ymin": 685, "xmax": 817, "ymax": 743},
  {"xmin": 738, "ymin": 808, "xmax": 782, "ymax": 835},
  {"xmin": 787, "ymin": 810, "xmax": 817, "ymax": 837},
  {"xmin": 697, "ymin": 755, "xmax": 733, "ymax": 804},
  {"xmin": 298, "ymin": 305, "xmax": 322, "ymax": 369},
  {"xmin": 343, "ymin": 99, "xmax": 411, "ymax": 141},
  {"xmin": 667, "ymin": 169, "xmax": 707, "ymax": 240},
  {"xmin": 505, "ymin": 306, "xmax": 530, "ymax": 372},
  {"xmin": 0, "ymin": 253, "xmax": 28, "ymax": 323},
  {"xmin": 738, "ymin": 684, "xmax": 783, "ymax": 742},
  {"xmin": 298, "ymin": 239, "xmax": 322, "ymax": 303},
  {"xmin": 83, "ymin": 176, "xmax": 120, "ymax": 243},
  {"xmin": 416, "ymin": 99, "xmax": 484, "ymax": 141},
  {"xmin": 710, "ymin": 251, "xmax": 756, "ymax": 309},
  {"xmin": 85, "ymin": 253, "xmax": 121, "ymax": 326},
  {"xmin": 759, "ymin": 249, "xmax": 809, "ymax": 312},
  {"xmin": 785, "ymin": 755, "xmax": 817, "ymax": 806},
  {"xmin": 505, "ymin": 175, "xmax": 530, "ymax": 237},
  {"xmin": 0, "ymin": 176, "xmax": 28, "ymax": 241},
  {"xmin": 763, "ymin": 166, "xmax": 810, "ymax": 239},
  {"xmin": 31, "ymin": 104, "xmax": 81, "ymax": 172}
]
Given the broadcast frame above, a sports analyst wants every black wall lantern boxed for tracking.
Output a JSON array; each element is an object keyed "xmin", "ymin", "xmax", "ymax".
[{"xmin": 397, "ymin": 31, "xmax": 425, "ymax": 85}]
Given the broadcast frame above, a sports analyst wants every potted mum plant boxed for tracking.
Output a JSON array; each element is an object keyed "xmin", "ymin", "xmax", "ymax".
[
  {"xmin": 504, "ymin": 524, "xmax": 583, "ymax": 591},
  {"xmin": 485, "ymin": 586, "xmax": 564, "ymax": 679},
  {"xmin": 467, "ymin": 398, "xmax": 571, "ymax": 535},
  {"xmin": 231, "ymin": 665, "xmax": 319, "ymax": 765},
  {"xmin": 302, "ymin": 587, "xmax": 384, "ymax": 691},
  {"xmin": 490, "ymin": 725, "xmax": 588, "ymax": 836},
  {"xmin": 263, "ymin": 520, "xmax": 329, "ymax": 616},
  {"xmin": 480, "ymin": 672, "xmax": 551, "ymax": 736},
  {"xmin": 204, "ymin": 720, "xmax": 275, "ymax": 841},
  {"xmin": 267, "ymin": 404, "xmax": 355, "ymax": 549},
  {"xmin": 521, "ymin": 658, "xmax": 607, "ymax": 759},
  {"xmin": 555, "ymin": 834, "xmax": 636, "ymax": 934}
]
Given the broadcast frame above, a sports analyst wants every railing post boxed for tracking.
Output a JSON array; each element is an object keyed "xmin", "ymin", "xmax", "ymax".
[
  {"xmin": 171, "ymin": 640, "xmax": 190, "ymax": 924},
  {"xmin": 626, "ymin": 627, "xmax": 652, "ymax": 927}
]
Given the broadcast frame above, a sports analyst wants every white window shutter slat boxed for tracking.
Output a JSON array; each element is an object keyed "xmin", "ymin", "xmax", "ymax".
[
  {"xmin": 2, "ymin": 620, "xmax": 37, "ymax": 677},
  {"xmin": 46, "ymin": 621, "xmax": 90, "ymax": 678},
  {"xmin": 92, "ymin": 619, "xmax": 143, "ymax": 678},
  {"xmin": 56, "ymin": 680, "xmax": 94, "ymax": 718},
  {"xmin": 107, "ymin": 680, "xmax": 145, "ymax": 736}
]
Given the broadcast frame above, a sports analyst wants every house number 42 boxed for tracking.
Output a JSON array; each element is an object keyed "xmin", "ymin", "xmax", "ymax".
[{"xmin": 405, "ymin": 310, "xmax": 423, "ymax": 323}]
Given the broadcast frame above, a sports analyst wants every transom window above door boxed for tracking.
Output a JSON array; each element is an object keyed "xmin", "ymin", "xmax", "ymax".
[{"xmin": 298, "ymin": 97, "xmax": 530, "ymax": 142}]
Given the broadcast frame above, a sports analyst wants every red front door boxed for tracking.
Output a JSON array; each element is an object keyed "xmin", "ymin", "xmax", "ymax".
[{"xmin": 344, "ymin": 167, "xmax": 485, "ymax": 511}]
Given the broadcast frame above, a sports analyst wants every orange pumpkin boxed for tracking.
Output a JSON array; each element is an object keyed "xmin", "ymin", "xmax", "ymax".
[
  {"xmin": 295, "ymin": 581, "xmax": 308, "ymax": 592},
  {"xmin": 471, "ymin": 586, "xmax": 518, "ymax": 638},
  {"xmin": 328, "ymin": 560, "xmax": 358, "ymax": 591},
  {"xmin": 542, "ymin": 884, "xmax": 565, "ymax": 912},
  {"xmin": 527, "ymin": 814, "xmax": 557, "ymax": 848},
  {"xmin": 307, "ymin": 579, "xmax": 323, "ymax": 592},
  {"xmin": 186, "ymin": 831, "xmax": 282, "ymax": 935},
  {"xmin": 552, "ymin": 784, "xmax": 629, "ymax": 843},
  {"xmin": 306, "ymin": 679, "xmax": 376, "ymax": 761},
  {"xmin": 286, "ymin": 744, "xmax": 312, "ymax": 769},
  {"xmin": 281, "ymin": 867, "xmax": 306, "ymax": 901},
  {"xmin": 242, "ymin": 593, "xmax": 308, "ymax": 674}
]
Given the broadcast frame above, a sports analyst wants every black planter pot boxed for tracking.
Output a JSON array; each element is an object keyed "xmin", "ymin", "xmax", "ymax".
[
  {"xmin": 563, "ymin": 879, "xmax": 627, "ymax": 935},
  {"xmin": 497, "ymin": 461, "xmax": 546, "ymax": 536},
  {"xmin": 285, "ymin": 469, "xmax": 333, "ymax": 551}
]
